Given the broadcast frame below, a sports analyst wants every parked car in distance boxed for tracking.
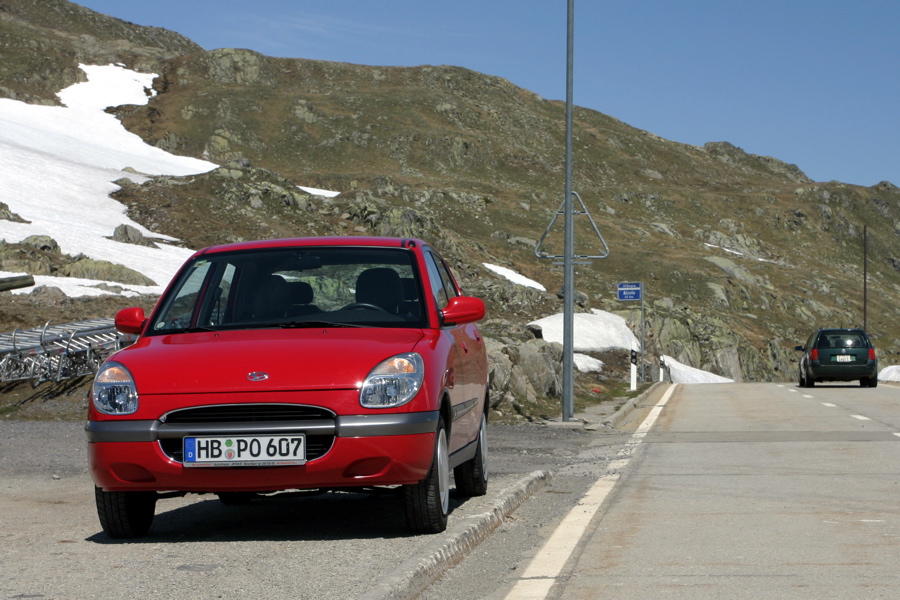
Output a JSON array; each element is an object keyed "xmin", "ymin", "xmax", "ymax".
[
  {"xmin": 794, "ymin": 328, "xmax": 878, "ymax": 388},
  {"xmin": 86, "ymin": 237, "xmax": 489, "ymax": 538}
]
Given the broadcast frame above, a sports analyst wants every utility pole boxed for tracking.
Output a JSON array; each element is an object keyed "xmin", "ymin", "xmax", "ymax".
[
  {"xmin": 562, "ymin": 0, "xmax": 575, "ymax": 421},
  {"xmin": 536, "ymin": 0, "xmax": 608, "ymax": 421}
]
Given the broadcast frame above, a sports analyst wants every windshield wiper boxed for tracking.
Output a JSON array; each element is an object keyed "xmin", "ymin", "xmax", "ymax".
[
  {"xmin": 153, "ymin": 325, "xmax": 219, "ymax": 334},
  {"xmin": 280, "ymin": 320, "xmax": 364, "ymax": 329}
]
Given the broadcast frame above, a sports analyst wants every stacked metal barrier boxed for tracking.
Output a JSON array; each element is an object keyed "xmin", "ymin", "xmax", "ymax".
[{"xmin": 0, "ymin": 318, "xmax": 135, "ymax": 387}]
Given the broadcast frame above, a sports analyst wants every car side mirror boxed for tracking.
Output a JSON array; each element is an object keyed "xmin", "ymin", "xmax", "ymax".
[
  {"xmin": 115, "ymin": 307, "xmax": 147, "ymax": 335},
  {"xmin": 440, "ymin": 296, "xmax": 485, "ymax": 326},
  {"xmin": 794, "ymin": 345, "xmax": 804, "ymax": 352}
]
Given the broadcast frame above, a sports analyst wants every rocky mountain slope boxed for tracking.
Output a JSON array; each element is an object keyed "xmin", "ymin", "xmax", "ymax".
[{"xmin": 2, "ymin": 0, "xmax": 899, "ymax": 413}]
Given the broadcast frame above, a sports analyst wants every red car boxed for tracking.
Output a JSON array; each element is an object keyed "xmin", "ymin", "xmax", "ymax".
[{"xmin": 86, "ymin": 237, "xmax": 489, "ymax": 538}]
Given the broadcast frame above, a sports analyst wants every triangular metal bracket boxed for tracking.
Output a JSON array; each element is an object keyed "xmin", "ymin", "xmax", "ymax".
[{"xmin": 534, "ymin": 191, "xmax": 610, "ymax": 260}]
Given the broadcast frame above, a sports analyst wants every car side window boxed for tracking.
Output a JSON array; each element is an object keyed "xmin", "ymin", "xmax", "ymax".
[
  {"xmin": 424, "ymin": 253, "xmax": 448, "ymax": 309},
  {"xmin": 435, "ymin": 258, "xmax": 459, "ymax": 300},
  {"xmin": 153, "ymin": 260, "xmax": 213, "ymax": 331}
]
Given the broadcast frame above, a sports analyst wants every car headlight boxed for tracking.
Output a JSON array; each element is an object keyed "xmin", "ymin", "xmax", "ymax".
[
  {"xmin": 92, "ymin": 361, "xmax": 139, "ymax": 415},
  {"xmin": 360, "ymin": 353, "xmax": 424, "ymax": 409}
]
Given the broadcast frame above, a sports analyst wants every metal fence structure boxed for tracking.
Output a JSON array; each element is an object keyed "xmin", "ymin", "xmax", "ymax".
[{"xmin": 0, "ymin": 318, "xmax": 135, "ymax": 387}]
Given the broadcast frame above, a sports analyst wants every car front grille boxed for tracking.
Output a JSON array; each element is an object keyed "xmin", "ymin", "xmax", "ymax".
[
  {"xmin": 163, "ymin": 403, "xmax": 335, "ymax": 423},
  {"xmin": 158, "ymin": 403, "xmax": 336, "ymax": 463}
]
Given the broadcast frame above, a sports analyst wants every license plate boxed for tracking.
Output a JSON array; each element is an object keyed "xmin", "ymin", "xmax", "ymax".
[
  {"xmin": 835, "ymin": 354, "xmax": 852, "ymax": 362},
  {"xmin": 183, "ymin": 434, "xmax": 306, "ymax": 467}
]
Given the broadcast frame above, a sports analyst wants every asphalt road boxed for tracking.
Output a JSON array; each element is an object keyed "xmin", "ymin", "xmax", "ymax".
[
  {"xmin": 0, "ymin": 401, "xmax": 647, "ymax": 600},
  {"xmin": 419, "ymin": 381, "xmax": 900, "ymax": 599}
]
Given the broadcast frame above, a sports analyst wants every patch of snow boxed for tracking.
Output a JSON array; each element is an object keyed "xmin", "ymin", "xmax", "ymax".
[
  {"xmin": 298, "ymin": 185, "xmax": 341, "ymax": 198},
  {"xmin": 0, "ymin": 63, "xmax": 339, "ymax": 298},
  {"xmin": 662, "ymin": 354, "xmax": 734, "ymax": 384},
  {"xmin": 529, "ymin": 309, "xmax": 638, "ymax": 352},
  {"xmin": 574, "ymin": 353, "xmax": 603, "ymax": 373},
  {"xmin": 704, "ymin": 242, "xmax": 743, "ymax": 257},
  {"xmin": 878, "ymin": 365, "xmax": 900, "ymax": 382},
  {"xmin": 532, "ymin": 310, "xmax": 730, "ymax": 382},
  {"xmin": 483, "ymin": 263, "xmax": 546, "ymax": 291},
  {"xmin": 704, "ymin": 242, "xmax": 780, "ymax": 265}
]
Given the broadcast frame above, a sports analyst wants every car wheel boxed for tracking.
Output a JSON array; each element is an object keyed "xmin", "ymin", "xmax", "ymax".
[
  {"xmin": 454, "ymin": 412, "xmax": 488, "ymax": 497},
  {"xmin": 807, "ymin": 375, "xmax": 815, "ymax": 387},
  {"xmin": 404, "ymin": 417, "xmax": 449, "ymax": 534},
  {"xmin": 869, "ymin": 377, "xmax": 879, "ymax": 388},
  {"xmin": 94, "ymin": 486, "xmax": 156, "ymax": 539},
  {"xmin": 798, "ymin": 369, "xmax": 806, "ymax": 387}
]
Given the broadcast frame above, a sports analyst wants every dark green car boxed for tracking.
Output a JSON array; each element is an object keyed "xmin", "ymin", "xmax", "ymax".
[{"xmin": 795, "ymin": 328, "xmax": 878, "ymax": 388}]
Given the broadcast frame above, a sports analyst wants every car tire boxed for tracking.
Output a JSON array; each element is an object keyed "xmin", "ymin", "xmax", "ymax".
[
  {"xmin": 454, "ymin": 412, "xmax": 488, "ymax": 497},
  {"xmin": 798, "ymin": 370, "xmax": 806, "ymax": 387},
  {"xmin": 869, "ymin": 378, "xmax": 879, "ymax": 388},
  {"xmin": 403, "ymin": 417, "xmax": 449, "ymax": 534},
  {"xmin": 94, "ymin": 486, "xmax": 156, "ymax": 539}
]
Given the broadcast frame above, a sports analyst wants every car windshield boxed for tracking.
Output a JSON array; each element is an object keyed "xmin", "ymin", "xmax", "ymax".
[{"xmin": 148, "ymin": 246, "xmax": 427, "ymax": 334}]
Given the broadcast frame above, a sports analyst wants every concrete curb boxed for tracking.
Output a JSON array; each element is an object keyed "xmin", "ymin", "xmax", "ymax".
[
  {"xmin": 603, "ymin": 381, "xmax": 667, "ymax": 428},
  {"xmin": 360, "ymin": 470, "xmax": 553, "ymax": 600},
  {"xmin": 543, "ymin": 381, "xmax": 668, "ymax": 431}
]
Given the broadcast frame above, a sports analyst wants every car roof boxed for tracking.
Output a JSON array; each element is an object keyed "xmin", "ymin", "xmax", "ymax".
[{"xmin": 192, "ymin": 236, "xmax": 429, "ymax": 257}]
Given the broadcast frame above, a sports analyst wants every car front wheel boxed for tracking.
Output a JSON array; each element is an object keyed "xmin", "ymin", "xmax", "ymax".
[
  {"xmin": 454, "ymin": 412, "xmax": 488, "ymax": 497},
  {"xmin": 404, "ymin": 417, "xmax": 450, "ymax": 534},
  {"xmin": 94, "ymin": 487, "xmax": 156, "ymax": 539}
]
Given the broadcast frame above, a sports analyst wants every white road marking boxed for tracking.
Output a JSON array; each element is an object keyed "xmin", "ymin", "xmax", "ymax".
[
  {"xmin": 822, "ymin": 403, "xmax": 837, "ymax": 407},
  {"xmin": 851, "ymin": 415, "xmax": 871, "ymax": 421},
  {"xmin": 503, "ymin": 385, "xmax": 679, "ymax": 600},
  {"xmin": 802, "ymin": 395, "xmax": 814, "ymax": 398}
]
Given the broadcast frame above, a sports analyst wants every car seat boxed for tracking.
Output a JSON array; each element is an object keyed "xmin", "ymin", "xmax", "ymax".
[
  {"xmin": 355, "ymin": 268, "xmax": 404, "ymax": 313},
  {"xmin": 247, "ymin": 275, "xmax": 291, "ymax": 320},
  {"xmin": 287, "ymin": 281, "xmax": 319, "ymax": 316}
]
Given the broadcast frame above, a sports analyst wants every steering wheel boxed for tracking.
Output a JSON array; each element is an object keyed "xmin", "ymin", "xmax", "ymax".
[{"xmin": 342, "ymin": 302, "xmax": 389, "ymax": 313}]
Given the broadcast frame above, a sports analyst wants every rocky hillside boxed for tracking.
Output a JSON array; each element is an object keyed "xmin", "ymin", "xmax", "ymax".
[{"xmin": 2, "ymin": 0, "xmax": 900, "ymax": 409}]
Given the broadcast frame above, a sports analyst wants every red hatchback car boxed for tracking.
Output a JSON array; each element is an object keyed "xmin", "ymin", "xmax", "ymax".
[{"xmin": 86, "ymin": 237, "xmax": 489, "ymax": 538}]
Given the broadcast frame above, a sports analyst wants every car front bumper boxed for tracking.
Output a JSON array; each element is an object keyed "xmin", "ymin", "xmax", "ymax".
[{"xmin": 87, "ymin": 411, "xmax": 438, "ymax": 492}]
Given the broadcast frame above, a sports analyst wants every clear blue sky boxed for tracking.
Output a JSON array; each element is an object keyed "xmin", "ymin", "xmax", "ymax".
[{"xmin": 75, "ymin": 0, "xmax": 898, "ymax": 187}]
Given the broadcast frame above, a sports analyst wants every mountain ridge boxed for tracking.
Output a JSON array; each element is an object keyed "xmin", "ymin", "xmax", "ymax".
[{"xmin": 1, "ymin": 0, "xmax": 899, "ymax": 394}]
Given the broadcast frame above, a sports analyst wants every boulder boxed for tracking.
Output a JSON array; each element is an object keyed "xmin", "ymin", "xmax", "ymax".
[{"xmin": 61, "ymin": 258, "xmax": 156, "ymax": 286}]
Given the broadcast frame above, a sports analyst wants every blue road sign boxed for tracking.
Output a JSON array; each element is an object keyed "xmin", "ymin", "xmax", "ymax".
[{"xmin": 617, "ymin": 282, "xmax": 642, "ymax": 301}]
